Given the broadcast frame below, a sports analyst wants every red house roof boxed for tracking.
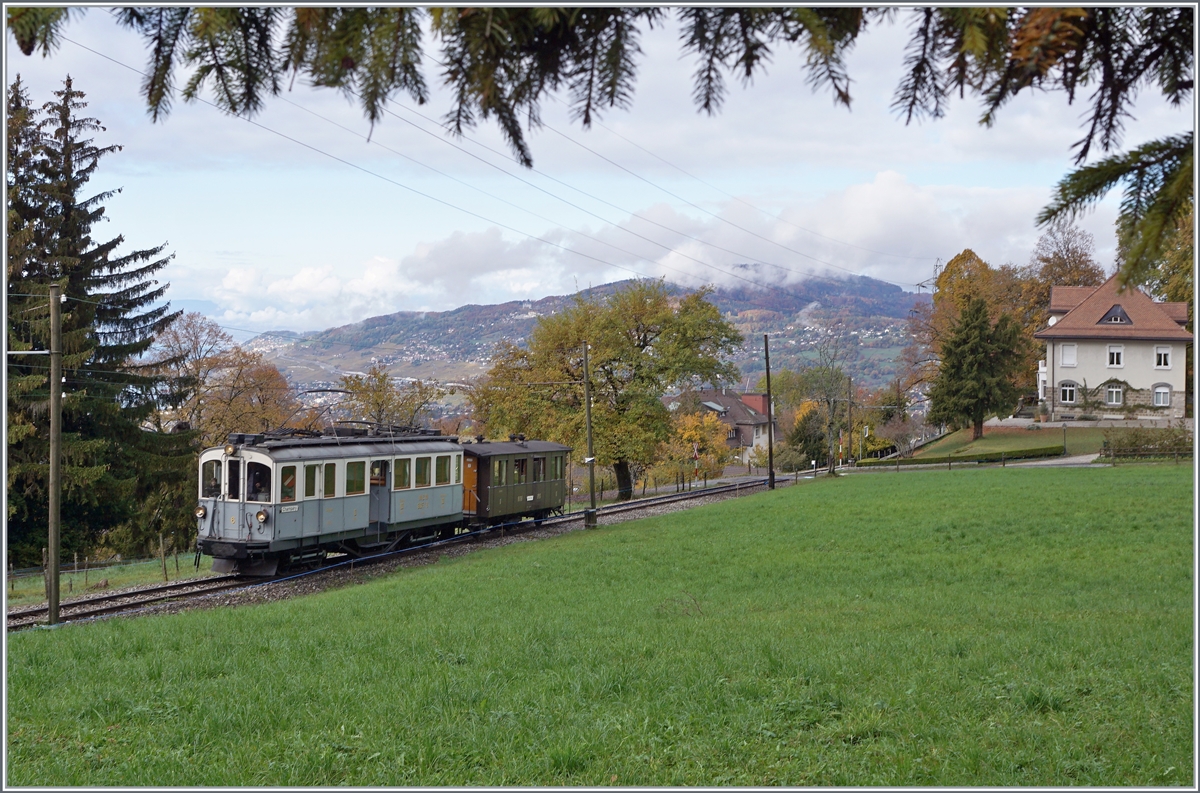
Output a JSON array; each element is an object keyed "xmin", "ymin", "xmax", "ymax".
[{"xmin": 1034, "ymin": 275, "xmax": 1193, "ymax": 342}]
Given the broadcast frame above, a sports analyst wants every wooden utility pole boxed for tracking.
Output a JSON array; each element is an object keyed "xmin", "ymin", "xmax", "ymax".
[
  {"xmin": 582, "ymin": 342, "xmax": 597, "ymax": 528},
  {"xmin": 763, "ymin": 334, "xmax": 775, "ymax": 490},
  {"xmin": 48, "ymin": 283, "xmax": 62, "ymax": 625},
  {"xmin": 847, "ymin": 375, "xmax": 853, "ymax": 467}
]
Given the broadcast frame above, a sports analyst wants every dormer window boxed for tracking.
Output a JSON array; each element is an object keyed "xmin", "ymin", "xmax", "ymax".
[{"xmin": 1099, "ymin": 305, "xmax": 1132, "ymax": 325}]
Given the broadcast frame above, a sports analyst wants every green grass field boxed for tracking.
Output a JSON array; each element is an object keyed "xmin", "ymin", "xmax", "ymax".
[
  {"xmin": 6, "ymin": 556, "xmax": 220, "ymax": 609},
  {"xmin": 916, "ymin": 426, "xmax": 1109, "ymax": 458},
  {"xmin": 6, "ymin": 466, "xmax": 1192, "ymax": 786}
]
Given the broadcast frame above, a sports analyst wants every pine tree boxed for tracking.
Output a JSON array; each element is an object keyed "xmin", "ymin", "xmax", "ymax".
[
  {"xmin": 6, "ymin": 76, "xmax": 188, "ymax": 566},
  {"xmin": 927, "ymin": 296, "xmax": 1024, "ymax": 441}
]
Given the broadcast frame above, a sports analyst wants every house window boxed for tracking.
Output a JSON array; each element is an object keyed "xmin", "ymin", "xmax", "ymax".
[
  {"xmin": 1059, "ymin": 383, "xmax": 1076, "ymax": 404},
  {"xmin": 1154, "ymin": 386, "xmax": 1171, "ymax": 407},
  {"xmin": 1156, "ymin": 346, "xmax": 1171, "ymax": 368},
  {"xmin": 1107, "ymin": 346, "xmax": 1123, "ymax": 367},
  {"xmin": 1061, "ymin": 344, "xmax": 1077, "ymax": 367},
  {"xmin": 1105, "ymin": 385, "xmax": 1123, "ymax": 405}
]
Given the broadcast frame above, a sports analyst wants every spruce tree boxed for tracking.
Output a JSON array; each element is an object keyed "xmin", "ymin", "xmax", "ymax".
[
  {"xmin": 927, "ymin": 296, "xmax": 1024, "ymax": 441},
  {"xmin": 6, "ymin": 76, "xmax": 189, "ymax": 566}
]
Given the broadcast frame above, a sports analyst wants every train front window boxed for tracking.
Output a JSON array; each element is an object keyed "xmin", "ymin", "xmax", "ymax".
[
  {"xmin": 435, "ymin": 455, "xmax": 451, "ymax": 485},
  {"xmin": 305, "ymin": 465, "xmax": 319, "ymax": 498},
  {"xmin": 415, "ymin": 457, "xmax": 431, "ymax": 487},
  {"xmin": 394, "ymin": 458, "xmax": 411, "ymax": 490},
  {"xmin": 514, "ymin": 458, "xmax": 528, "ymax": 484},
  {"xmin": 227, "ymin": 460, "xmax": 240, "ymax": 500},
  {"xmin": 202, "ymin": 460, "xmax": 221, "ymax": 498},
  {"xmin": 247, "ymin": 463, "xmax": 272, "ymax": 503},
  {"xmin": 532, "ymin": 457, "xmax": 545, "ymax": 482},
  {"xmin": 324, "ymin": 463, "xmax": 337, "ymax": 498},
  {"xmin": 346, "ymin": 461, "xmax": 366, "ymax": 495}
]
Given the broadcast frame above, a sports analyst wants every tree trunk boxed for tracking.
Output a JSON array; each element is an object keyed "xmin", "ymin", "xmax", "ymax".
[
  {"xmin": 972, "ymin": 416, "xmax": 984, "ymax": 440},
  {"xmin": 613, "ymin": 461, "xmax": 634, "ymax": 501}
]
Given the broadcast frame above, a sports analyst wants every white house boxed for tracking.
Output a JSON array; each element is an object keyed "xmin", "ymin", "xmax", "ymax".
[
  {"xmin": 662, "ymin": 389, "xmax": 775, "ymax": 464},
  {"xmin": 1034, "ymin": 275, "xmax": 1191, "ymax": 420}
]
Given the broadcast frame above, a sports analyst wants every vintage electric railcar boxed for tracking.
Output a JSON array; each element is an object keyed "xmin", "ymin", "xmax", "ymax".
[{"xmin": 195, "ymin": 430, "xmax": 571, "ymax": 575}]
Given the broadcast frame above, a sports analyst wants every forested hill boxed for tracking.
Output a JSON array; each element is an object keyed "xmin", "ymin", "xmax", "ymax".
[{"xmin": 254, "ymin": 274, "xmax": 929, "ymax": 388}]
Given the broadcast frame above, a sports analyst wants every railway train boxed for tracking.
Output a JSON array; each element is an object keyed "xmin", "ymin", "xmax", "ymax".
[{"xmin": 195, "ymin": 427, "xmax": 571, "ymax": 575}]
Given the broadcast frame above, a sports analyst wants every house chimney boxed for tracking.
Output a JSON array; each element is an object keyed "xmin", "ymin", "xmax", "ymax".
[{"xmin": 741, "ymin": 393, "xmax": 769, "ymax": 415}]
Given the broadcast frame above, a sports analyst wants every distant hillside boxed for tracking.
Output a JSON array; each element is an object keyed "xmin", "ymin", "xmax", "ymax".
[{"xmin": 255, "ymin": 274, "xmax": 929, "ymax": 390}]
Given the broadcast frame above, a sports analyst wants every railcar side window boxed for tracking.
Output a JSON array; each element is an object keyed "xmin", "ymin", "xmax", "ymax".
[
  {"xmin": 435, "ymin": 455, "xmax": 451, "ymax": 485},
  {"xmin": 324, "ymin": 463, "xmax": 337, "ymax": 498},
  {"xmin": 227, "ymin": 460, "xmax": 241, "ymax": 500},
  {"xmin": 247, "ymin": 463, "xmax": 271, "ymax": 503},
  {"xmin": 552, "ymin": 455, "xmax": 564, "ymax": 480},
  {"xmin": 305, "ymin": 465, "xmax": 319, "ymax": 498},
  {"xmin": 202, "ymin": 460, "xmax": 221, "ymax": 498},
  {"xmin": 493, "ymin": 459, "xmax": 507, "ymax": 486},
  {"xmin": 532, "ymin": 457, "xmax": 545, "ymax": 482},
  {"xmin": 394, "ymin": 458, "xmax": 411, "ymax": 489},
  {"xmin": 514, "ymin": 458, "xmax": 528, "ymax": 484},
  {"xmin": 280, "ymin": 466, "xmax": 297, "ymax": 502},
  {"xmin": 346, "ymin": 461, "xmax": 366, "ymax": 495},
  {"xmin": 455, "ymin": 454, "xmax": 462, "ymax": 484},
  {"xmin": 370, "ymin": 461, "xmax": 386, "ymax": 486},
  {"xmin": 415, "ymin": 457, "xmax": 431, "ymax": 487}
]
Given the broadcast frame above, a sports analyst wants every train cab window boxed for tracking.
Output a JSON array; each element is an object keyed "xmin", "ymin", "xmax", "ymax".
[
  {"xmin": 280, "ymin": 466, "xmax": 297, "ymax": 502},
  {"xmin": 532, "ymin": 457, "xmax": 545, "ymax": 482},
  {"xmin": 323, "ymin": 463, "xmax": 337, "ymax": 498},
  {"xmin": 455, "ymin": 454, "xmax": 462, "ymax": 484},
  {"xmin": 346, "ymin": 461, "xmax": 366, "ymax": 495},
  {"xmin": 305, "ymin": 465, "xmax": 319, "ymax": 498},
  {"xmin": 514, "ymin": 458, "xmax": 528, "ymax": 484},
  {"xmin": 247, "ymin": 462, "xmax": 272, "ymax": 503},
  {"xmin": 493, "ymin": 458, "xmax": 507, "ymax": 486},
  {"xmin": 394, "ymin": 458, "xmax": 411, "ymax": 490},
  {"xmin": 415, "ymin": 457, "xmax": 431, "ymax": 487},
  {"xmin": 202, "ymin": 460, "xmax": 221, "ymax": 498},
  {"xmin": 227, "ymin": 460, "xmax": 241, "ymax": 500},
  {"xmin": 435, "ymin": 455, "xmax": 451, "ymax": 485}
]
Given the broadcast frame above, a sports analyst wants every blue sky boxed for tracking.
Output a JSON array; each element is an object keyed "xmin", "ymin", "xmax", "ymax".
[{"xmin": 6, "ymin": 10, "xmax": 1191, "ymax": 338}]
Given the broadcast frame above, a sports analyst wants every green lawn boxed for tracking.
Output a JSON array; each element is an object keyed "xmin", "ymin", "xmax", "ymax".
[
  {"xmin": 916, "ymin": 426, "xmax": 1109, "ymax": 458},
  {"xmin": 6, "ymin": 556, "xmax": 220, "ymax": 609},
  {"xmin": 6, "ymin": 466, "xmax": 1192, "ymax": 786}
]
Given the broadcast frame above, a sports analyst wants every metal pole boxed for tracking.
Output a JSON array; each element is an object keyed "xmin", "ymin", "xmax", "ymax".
[
  {"xmin": 48, "ymin": 284, "xmax": 62, "ymax": 625},
  {"xmin": 763, "ymin": 334, "xmax": 775, "ymax": 490},
  {"xmin": 582, "ymin": 342, "xmax": 597, "ymax": 528}
]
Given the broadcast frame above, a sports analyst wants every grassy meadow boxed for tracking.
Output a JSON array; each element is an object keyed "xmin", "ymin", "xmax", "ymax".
[
  {"xmin": 6, "ymin": 466, "xmax": 1193, "ymax": 786},
  {"xmin": 915, "ymin": 426, "xmax": 1109, "ymax": 458}
]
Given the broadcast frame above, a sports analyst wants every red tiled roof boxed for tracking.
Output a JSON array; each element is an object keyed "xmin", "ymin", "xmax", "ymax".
[
  {"xmin": 1035, "ymin": 275, "xmax": 1193, "ymax": 341},
  {"xmin": 1162, "ymin": 302, "xmax": 1189, "ymax": 324},
  {"xmin": 1048, "ymin": 286, "xmax": 1095, "ymax": 313}
]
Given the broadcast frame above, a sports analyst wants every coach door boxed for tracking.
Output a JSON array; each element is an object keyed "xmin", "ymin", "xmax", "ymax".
[
  {"xmin": 302, "ymin": 463, "xmax": 322, "ymax": 538},
  {"xmin": 369, "ymin": 460, "xmax": 390, "ymax": 525},
  {"xmin": 463, "ymin": 455, "xmax": 478, "ymax": 514}
]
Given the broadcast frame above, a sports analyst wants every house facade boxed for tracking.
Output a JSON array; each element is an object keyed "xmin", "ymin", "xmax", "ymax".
[
  {"xmin": 1034, "ymin": 276, "xmax": 1191, "ymax": 420},
  {"xmin": 663, "ymin": 389, "xmax": 775, "ymax": 464}
]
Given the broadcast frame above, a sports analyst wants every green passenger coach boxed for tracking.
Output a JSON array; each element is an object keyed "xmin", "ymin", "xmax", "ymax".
[{"xmin": 461, "ymin": 439, "xmax": 572, "ymax": 526}]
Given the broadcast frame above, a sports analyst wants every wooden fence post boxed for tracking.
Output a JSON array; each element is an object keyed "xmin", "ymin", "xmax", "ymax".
[
  {"xmin": 84, "ymin": 556, "xmax": 89, "ymax": 588},
  {"xmin": 159, "ymin": 533, "xmax": 168, "ymax": 582},
  {"xmin": 42, "ymin": 547, "xmax": 48, "ymax": 601}
]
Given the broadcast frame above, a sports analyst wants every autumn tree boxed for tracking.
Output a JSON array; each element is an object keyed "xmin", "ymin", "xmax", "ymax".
[
  {"xmin": 927, "ymin": 297, "xmax": 1025, "ymax": 440},
  {"xmin": 477, "ymin": 280, "xmax": 742, "ymax": 500},
  {"xmin": 201, "ymin": 348, "xmax": 299, "ymax": 442},
  {"xmin": 653, "ymin": 411, "xmax": 731, "ymax": 485},
  {"xmin": 339, "ymin": 363, "xmax": 446, "ymax": 429}
]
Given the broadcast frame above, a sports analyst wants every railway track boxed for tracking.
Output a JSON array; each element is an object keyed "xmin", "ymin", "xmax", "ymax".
[{"xmin": 8, "ymin": 475, "xmax": 789, "ymax": 631}]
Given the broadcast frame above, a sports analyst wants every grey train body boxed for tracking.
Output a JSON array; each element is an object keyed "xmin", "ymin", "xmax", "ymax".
[{"xmin": 195, "ymin": 431, "xmax": 570, "ymax": 575}]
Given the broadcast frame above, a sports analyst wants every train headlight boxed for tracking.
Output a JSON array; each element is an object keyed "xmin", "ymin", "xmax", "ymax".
[
  {"xmin": 195, "ymin": 505, "xmax": 207, "ymax": 519},
  {"xmin": 224, "ymin": 443, "xmax": 237, "ymax": 456},
  {"xmin": 256, "ymin": 509, "xmax": 269, "ymax": 524}
]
